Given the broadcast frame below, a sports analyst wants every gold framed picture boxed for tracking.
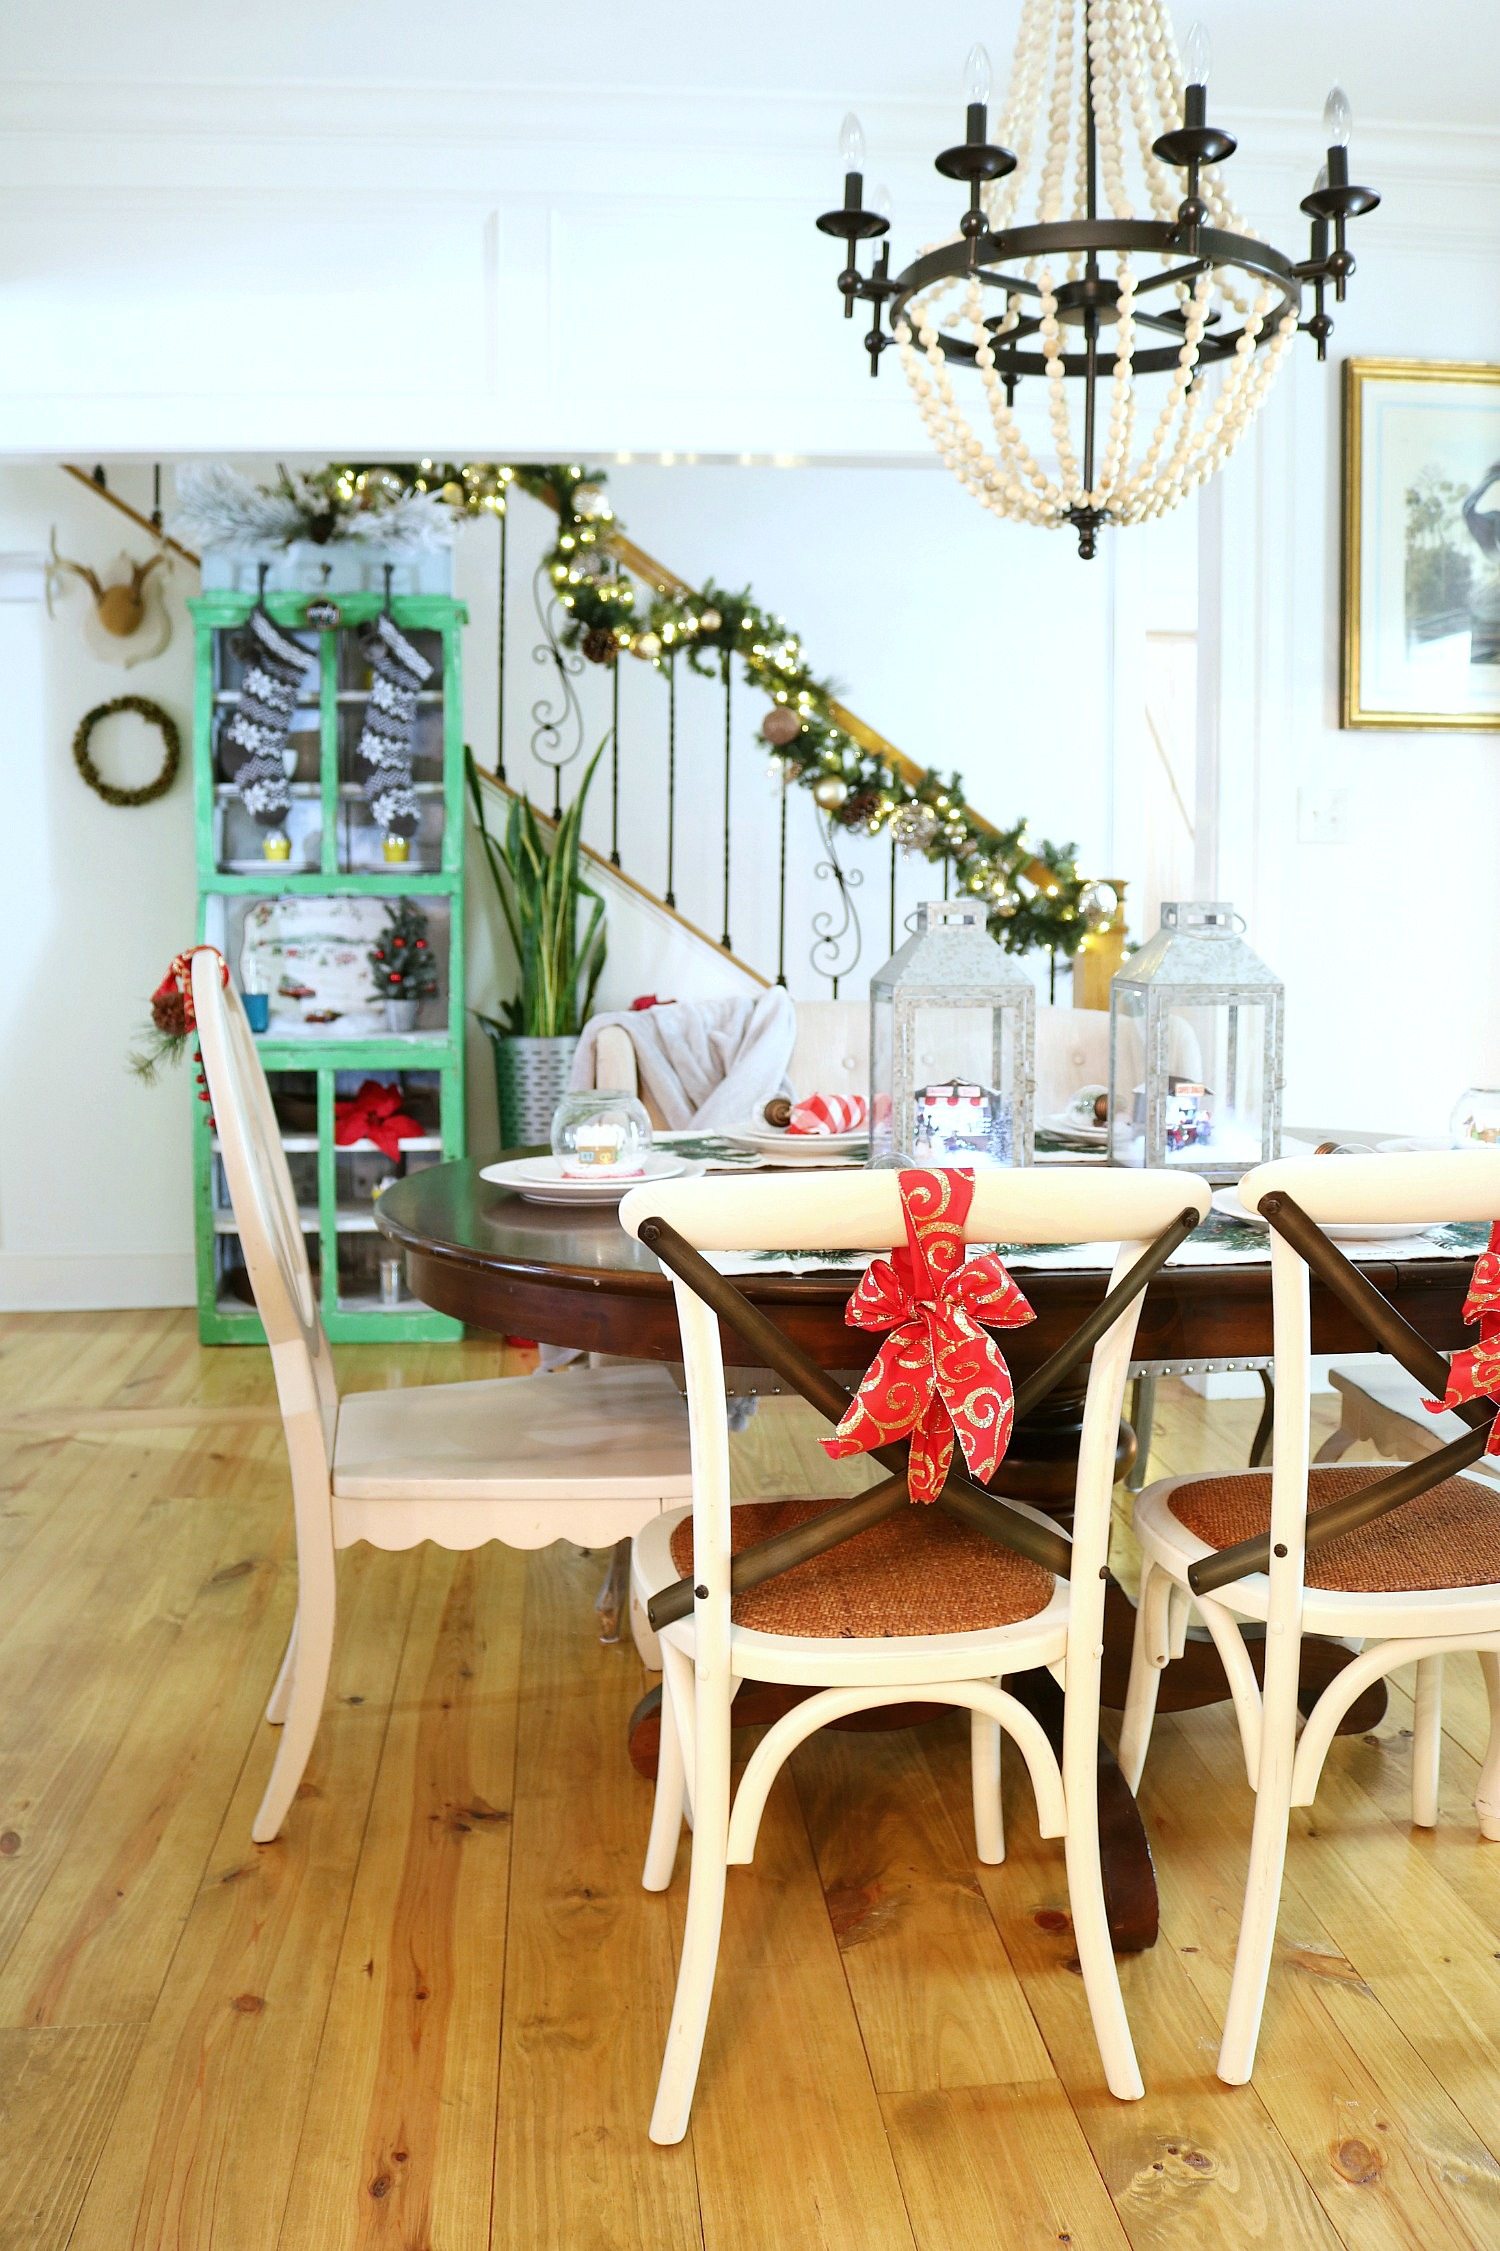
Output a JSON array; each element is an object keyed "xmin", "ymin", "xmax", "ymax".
[{"xmin": 1343, "ymin": 357, "xmax": 1500, "ymax": 730}]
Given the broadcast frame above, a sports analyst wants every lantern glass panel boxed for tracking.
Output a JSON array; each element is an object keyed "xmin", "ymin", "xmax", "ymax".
[
  {"xmin": 1107, "ymin": 901, "xmax": 1283, "ymax": 1182},
  {"xmin": 868, "ymin": 899, "xmax": 1035, "ymax": 1168}
]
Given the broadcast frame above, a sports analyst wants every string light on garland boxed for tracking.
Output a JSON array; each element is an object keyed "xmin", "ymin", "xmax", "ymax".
[{"xmin": 328, "ymin": 458, "xmax": 1089, "ymax": 955}]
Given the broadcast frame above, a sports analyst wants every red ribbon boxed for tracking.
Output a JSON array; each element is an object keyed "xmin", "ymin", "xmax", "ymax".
[
  {"xmin": 822, "ymin": 1168, "xmax": 1034, "ymax": 1503},
  {"xmin": 1426, "ymin": 1220, "xmax": 1500, "ymax": 1454},
  {"xmin": 335, "ymin": 1079, "xmax": 423, "ymax": 1162}
]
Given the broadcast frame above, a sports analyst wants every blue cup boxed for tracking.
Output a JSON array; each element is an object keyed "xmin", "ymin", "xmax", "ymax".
[{"xmin": 241, "ymin": 991, "xmax": 270, "ymax": 1033}]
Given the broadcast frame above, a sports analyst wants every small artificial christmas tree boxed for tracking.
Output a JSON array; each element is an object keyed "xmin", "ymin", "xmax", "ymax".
[{"xmin": 369, "ymin": 897, "xmax": 439, "ymax": 1020}]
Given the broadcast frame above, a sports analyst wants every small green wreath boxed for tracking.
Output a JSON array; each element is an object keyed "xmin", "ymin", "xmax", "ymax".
[{"xmin": 73, "ymin": 695, "xmax": 180, "ymax": 808}]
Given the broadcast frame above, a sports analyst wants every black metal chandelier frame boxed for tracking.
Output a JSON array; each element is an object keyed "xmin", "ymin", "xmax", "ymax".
[{"xmin": 817, "ymin": 37, "xmax": 1379, "ymax": 556}]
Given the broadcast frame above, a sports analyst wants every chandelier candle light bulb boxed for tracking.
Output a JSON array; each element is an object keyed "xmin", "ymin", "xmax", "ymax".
[{"xmin": 820, "ymin": 0, "xmax": 1379, "ymax": 554}]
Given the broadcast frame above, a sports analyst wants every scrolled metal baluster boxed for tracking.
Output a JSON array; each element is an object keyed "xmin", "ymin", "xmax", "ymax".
[
  {"xmin": 528, "ymin": 560, "xmax": 585, "ymax": 818},
  {"xmin": 808, "ymin": 808, "xmax": 864, "ymax": 998}
]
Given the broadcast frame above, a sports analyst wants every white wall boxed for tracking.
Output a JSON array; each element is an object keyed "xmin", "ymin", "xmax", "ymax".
[
  {"xmin": 0, "ymin": 467, "xmax": 196, "ymax": 1305},
  {"xmin": 2, "ymin": 48, "xmax": 1499, "ymax": 1303},
  {"xmin": 1202, "ymin": 145, "xmax": 1500, "ymax": 1137}
]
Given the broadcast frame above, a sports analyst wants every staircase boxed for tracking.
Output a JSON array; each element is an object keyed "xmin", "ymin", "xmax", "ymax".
[
  {"xmin": 69, "ymin": 461, "xmax": 1126, "ymax": 1015},
  {"xmin": 465, "ymin": 477, "xmax": 1125, "ymax": 1011}
]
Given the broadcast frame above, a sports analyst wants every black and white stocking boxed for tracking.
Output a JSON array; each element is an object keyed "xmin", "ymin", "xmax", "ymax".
[
  {"xmin": 222, "ymin": 606, "xmax": 314, "ymax": 829},
  {"xmin": 356, "ymin": 611, "xmax": 433, "ymax": 839}
]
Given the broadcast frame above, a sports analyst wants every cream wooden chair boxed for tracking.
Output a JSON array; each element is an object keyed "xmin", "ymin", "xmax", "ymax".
[
  {"xmin": 619, "ymin": 1161, "xmax": 1212, "ymax": 2143},
  {"xmin": 192, "ymin": 955, "xmax": 694, "ymax": 1845},
  {"xmin": 1120, "ymin": 1149, "xmax": 1500, "ymax": 2085}
]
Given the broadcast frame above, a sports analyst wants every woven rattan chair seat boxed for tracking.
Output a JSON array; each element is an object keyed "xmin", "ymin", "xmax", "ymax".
[
  {"xmin": 1167, "ymin": 1464, "xmax": 1500, "ymax": 1593},
  {"xmin": 668, "ymin": 1496, "xmax": 1056, "ymax": 1638}
]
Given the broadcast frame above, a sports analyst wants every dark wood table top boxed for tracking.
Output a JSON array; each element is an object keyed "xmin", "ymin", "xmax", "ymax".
[{"xmin": 377, "ymin": 1158, "xmax": 1477, "ymax": 1371}]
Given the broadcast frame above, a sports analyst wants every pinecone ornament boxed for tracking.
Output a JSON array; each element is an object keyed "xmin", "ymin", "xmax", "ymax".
[
  {"xmin": 838, "ymin": 786, "xmax": 883, "ymax": 834},
  {"xmin": 581, "ymin": 625, "xmax": 618, "ymax": 666}
]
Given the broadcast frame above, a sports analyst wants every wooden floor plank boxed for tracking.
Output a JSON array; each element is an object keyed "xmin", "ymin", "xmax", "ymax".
[
  {"xmin": 492, "ymin": 1544, "xmax": 705, "ymax": 2251},
  {"xmin": 681, "ymin": 1752, "xmax": 919, "ymax": 2251},
  {"xmin": 0, "ymin": 1438, "xmax": 277, "ymax": 1982},
  {"xmin": 793, "ymin": 1721, "xmax": 1054, "ymax": 2094},
  {"xmin": 67, "ymin": 1545, "xmax": 417, "ymax": 2251},
  {"xmin": 0, "ymin": 1434, "xmax": 292, "ymax": 2026},
  {"xmin": 920, "ymin": 1721, "xmax": 1344, "ymax": 2251},
  {"xmin": 1145, "ymin": 1712, "xmax": 1500, "ymax": 2251},
  {"xmin": 0, "ymin": 2024, "xmax": 140, "ymax": 2251},
  {"xmin": 883, "ymin": 2081, "xmax": 1132, "ymax": 2251},
  {"xmin": 277, "ymin": 1542, "xmax": 525, "ymax": 2251}
]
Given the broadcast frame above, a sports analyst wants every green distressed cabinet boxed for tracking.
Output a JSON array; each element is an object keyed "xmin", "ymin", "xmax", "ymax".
[{"xmin": 188, "ymin": 586, "xmax": 468, "ymax": 1343}]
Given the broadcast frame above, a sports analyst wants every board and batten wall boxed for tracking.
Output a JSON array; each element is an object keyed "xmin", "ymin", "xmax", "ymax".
[{"xmin": 0, "ymin": 71, "xmax": 1497, "ymax": 1306}]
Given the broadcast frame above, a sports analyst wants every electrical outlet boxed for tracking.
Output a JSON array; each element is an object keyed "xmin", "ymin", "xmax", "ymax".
[{"xmin": 1297, "ymin": 786, "xmax": 1351, "ymax": 844}]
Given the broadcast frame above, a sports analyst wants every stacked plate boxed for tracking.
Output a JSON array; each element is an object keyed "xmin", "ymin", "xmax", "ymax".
[
  {"xmin": 1210, "ymin": 1187, "xmax": 1428, "ymax": 1243},
  {"xmin": 726, "ymin": 1125, "xmax": 868, "ymax": 1167},
  {"xmin": 481, "ymin": 1151, "xmax": 704, "ymax": 1207}
]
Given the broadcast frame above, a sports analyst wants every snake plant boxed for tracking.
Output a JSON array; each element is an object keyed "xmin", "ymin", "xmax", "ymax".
[{"xmin": 467, "ymin": 742, "xmax": 608, "ymax": 1038}]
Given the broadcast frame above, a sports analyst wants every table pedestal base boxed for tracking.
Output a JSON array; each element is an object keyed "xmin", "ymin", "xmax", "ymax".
[{"xmin": 624, "ymin": 1588, "xmax": 1385, "ymax": 1957}]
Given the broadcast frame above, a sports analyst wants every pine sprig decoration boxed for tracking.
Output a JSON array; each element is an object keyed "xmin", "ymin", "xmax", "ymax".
[
  {"xmin": 327, "ymin": 459, "xmax": 1089, "ymax": 954},
  {"xmin": 172, "ymin": 463, "xmax": 453, "ymax": 555}
]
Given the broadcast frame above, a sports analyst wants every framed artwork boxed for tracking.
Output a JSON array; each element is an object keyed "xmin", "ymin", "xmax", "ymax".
[{"xmin": 1342, "ymin": 358, "xmax": 1500, "ymax": 730}]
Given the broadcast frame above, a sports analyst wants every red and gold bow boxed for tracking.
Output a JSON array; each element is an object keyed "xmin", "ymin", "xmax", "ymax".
[
  {"xmin": 335, "ymin": 1079, "xmax": 423, "ymax": 1162},
  {"xmin": 822, "ymin": 1168, "xmax": 1034, "ymax": 1503},
  {"xmin": 1427, "ymin": 1220, "xmax": 1500, "ymax": 1453}
]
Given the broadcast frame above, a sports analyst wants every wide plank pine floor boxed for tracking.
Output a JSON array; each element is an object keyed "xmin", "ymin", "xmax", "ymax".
[{"xmin": 2, "ymin": 1310, "xmax": 1499, "ymax": 2250}]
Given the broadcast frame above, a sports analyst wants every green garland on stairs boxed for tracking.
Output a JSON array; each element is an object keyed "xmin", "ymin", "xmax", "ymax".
[{"xmin": 326, "ymin": 459, "xmax": 1097, "ymax": 956}]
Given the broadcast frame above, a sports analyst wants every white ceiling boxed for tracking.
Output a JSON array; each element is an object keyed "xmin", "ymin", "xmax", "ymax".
[{"xmin": 6, "ymin": 0, "xmax": 1497, "ymax": 134}]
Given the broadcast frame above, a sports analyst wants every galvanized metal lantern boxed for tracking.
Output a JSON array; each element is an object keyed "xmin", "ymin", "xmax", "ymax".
[
  {"xmin": 1108, "ymin": 901, "xmax": 1283, "ymax": 1183},
  {"xmin": 869, "ymin": 899, "xmax": 1036, "ymax": 1169}
]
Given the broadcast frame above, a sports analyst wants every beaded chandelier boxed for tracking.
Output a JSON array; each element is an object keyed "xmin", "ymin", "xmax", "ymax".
[{"xmin": 817, "ymin": 0, "xmax": 1378, "ymax": 556}]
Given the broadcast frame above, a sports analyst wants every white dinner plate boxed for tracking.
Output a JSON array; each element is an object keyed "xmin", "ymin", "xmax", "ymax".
[
  {"xmin": 481, "ymin": 1151, "xmax": 703, "ymax": 1206},
  {"xmin": 1040, "ymin": 1112, "xmax": 1109, "ymax": 1147},
  {"xmin": 727, "ymin": 1125, "xmax": 869, "ymax": 1161},
  {"xmin": 1211, "ymin": 1187, "xmax": 1429, "ymax": 1242}
]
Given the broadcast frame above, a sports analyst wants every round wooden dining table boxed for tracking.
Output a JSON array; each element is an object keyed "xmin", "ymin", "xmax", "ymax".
[{"xmin": 377, "ymin": 1155, "xmax": 1475, "ymax": 1952}]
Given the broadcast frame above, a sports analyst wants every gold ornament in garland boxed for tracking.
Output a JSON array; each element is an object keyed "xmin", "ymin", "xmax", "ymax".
[
  {"xmin": 329, "ymin": 459, "xmax": 1088, "ymax": 954},
  {"xmin": 73, "ymin": 695, "xmax": 181, "ymax": 808}
]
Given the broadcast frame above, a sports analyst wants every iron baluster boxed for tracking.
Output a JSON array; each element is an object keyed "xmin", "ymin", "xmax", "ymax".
[
  {"xmin": 495, "ymin": 503, "xmax": 508, "ymax": 780},
  {"xmin": 809, "ymin": 809, "xmax": 864, "ymax": 998},
  {"xmin": 776, "ymin": 779, "xmax": 788, "ymax": 987},
  {"xmin": 528, "ymin": 559, "xmax": 586, "ymax": 818},
  {"xmin": 664, "ymin": 647, "xmax": 678, "ymax": 908},
  {"xmin": 721, "ymin": 649, "xmax": 733, "ymax": 949},
  {"xmin": 609, "ymin": 659, "xmax": 621, "ymax": 866}
]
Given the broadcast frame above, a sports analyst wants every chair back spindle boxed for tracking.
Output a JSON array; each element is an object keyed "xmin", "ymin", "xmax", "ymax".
[{"xmin": 191, "ymin": 955, "xmax": 338, "ymax": 1466}]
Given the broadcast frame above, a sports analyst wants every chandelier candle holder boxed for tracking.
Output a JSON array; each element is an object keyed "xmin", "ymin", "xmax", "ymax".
[
  {"xmin": 817, "ymin": 3, "xmax": 1379, "ymax": 555},
  {"xmin": 870, "ymin": 899, "xmax": 1037, "ymax": 1170},
  {"xmin": 1108, "ymin": 900, "xmax": 1283, "ymax": 1183}
]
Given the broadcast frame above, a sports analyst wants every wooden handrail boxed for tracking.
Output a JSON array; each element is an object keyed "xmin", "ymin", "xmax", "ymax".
[{"xmin": 61, "ymin": 464, "xmax": 198, "ymax": 569}]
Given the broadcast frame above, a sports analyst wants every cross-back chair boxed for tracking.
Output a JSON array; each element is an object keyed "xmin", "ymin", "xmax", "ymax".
[
  {"xmin": 1120, "ymin": 1148, "xmax": 1500, "ymax": 2085},
  {"xmin": 191, "ymin": 954, "xmax": 694, "ymax": 1845},
  {"xmin": 619, "ymin": 1162, "xmax": 1212, "ymax": 2144}
]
